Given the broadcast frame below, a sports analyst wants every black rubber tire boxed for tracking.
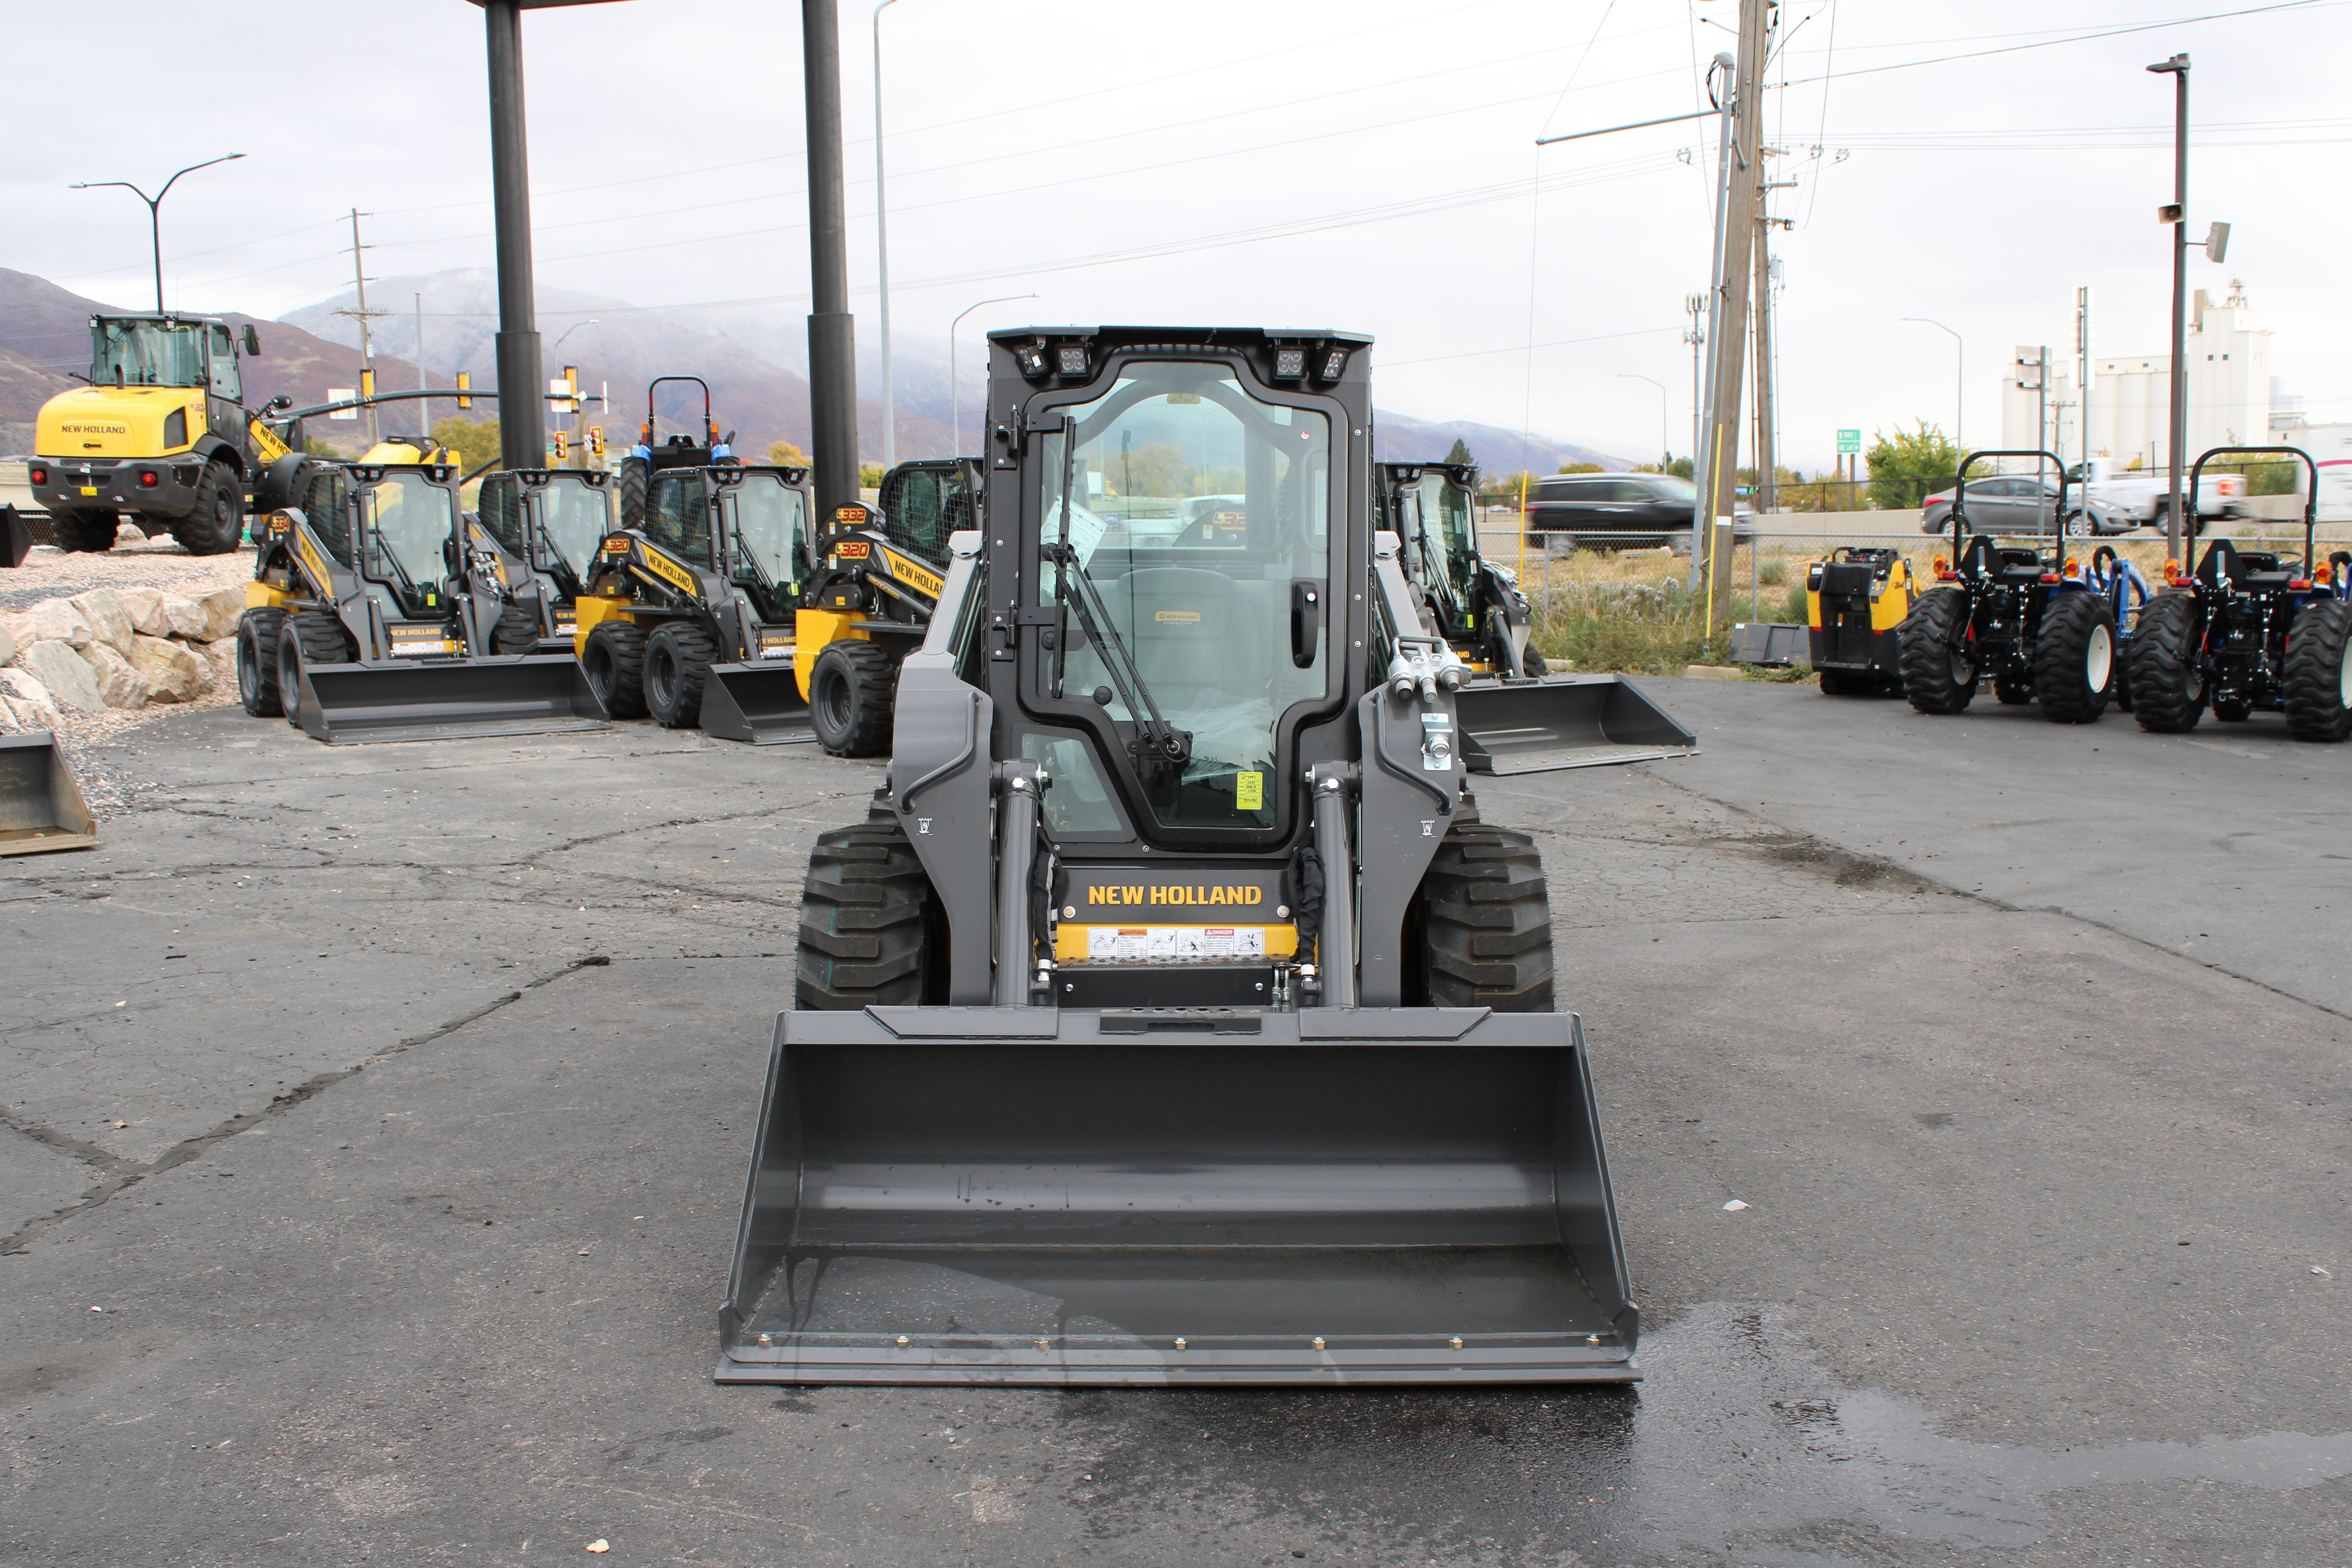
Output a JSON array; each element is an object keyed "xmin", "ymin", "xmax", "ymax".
[
  {"xmin": 583, "ymin": 619, "xmax": 648, "ymax": 719},
  {"xmin": 2128, "ymin": 592, "xmax": 2206, "ymax": 733},
  {"xmin": 236, "ymin": 607, "xmax": 286, "ymax": 718},
  {"xmin": 1818, "ymin": 667, "xmax": 1873, "ymax": 696},
  {"xmin": 2031, "ymin": 591, "xmax": 2116, "ymax": 724},
  {"xmin": 795, "ymin": 815, "xmax": 944, "ymax": 1008},
  {"xmin": 1993, "ymin": 675, "xmax": 2034, "ymax": 706},
  {"xmin": 2211, "ymin": 699, "xmax": 2251, "ymax": 723},
  {"xmin": 2283, "ymin": 597, "xmax": 2352, "ymax": 742},
  {"xmin": 490, "ymin": 602, "xmax": 540, "ymax": 655},
  {"xmin": 615, "ymin": 456, "xmax": 650, "ymax": 530},
  {"xmin": 169, "ymin": 462, "xmax": 244, "ymax": 555},
  {"xmin": 1897, "ymin": 586, "xmax": 1978, "ymax": 714},
  {"xmin": 1521, "ymin": 644, "xmax": 1549, "ymax": 676},
  {"xmin": 644, "ymin": 620, "xmax": 718, "ymax": 729},
  {"xmin": 808, "ymin": 640, "xmax": 899, "ymax": 757},
  {"xmin": 49, "ymin": 506, "xmax": 120, "ymax": 553},
  {"xmin": 276, "ymin": 609, "xmax": 353, "ymax": 727},
  {"xmin": 1405, "ymin": 819, "xmax": 1554, "ymax": 1011}
]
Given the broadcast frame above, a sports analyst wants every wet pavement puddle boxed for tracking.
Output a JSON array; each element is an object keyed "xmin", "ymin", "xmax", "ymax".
[{"xmin": 1060, "ymin": 1302, "xmax": 2352, "ymax": 1564}]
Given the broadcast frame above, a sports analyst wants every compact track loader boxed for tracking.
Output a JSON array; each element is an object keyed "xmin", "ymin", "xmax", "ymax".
[
  {"xmin": 720, "ymin": 326, "xmax": 1696, "ymax": 1389},
  {"xmin": 575, "ymin": 463, "xmax": 816, "ymax": 735},
  {"xmin": 2129, "ymin": 446, "xmax": 2352, "ymax": 739},
  {"xmin": 235, "ymin": 457, "xmax": 605, "ymax": 743},
  {"xmin": 615, "ymin": 376, "xmax": 737, "ymax": 529},
  {"xmin": 784, "ymin": 459, "xmax": 976, "ymax": 754}
]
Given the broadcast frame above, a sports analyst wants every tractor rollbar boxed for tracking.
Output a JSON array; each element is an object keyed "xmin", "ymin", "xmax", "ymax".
[
  {"xmin": 1949, "ymin": 449, "xmax": 2069, "ymax": 552},
  {"xmin": 2189, "ymin": 445, "xmax": 2318, "ymax": 566}
]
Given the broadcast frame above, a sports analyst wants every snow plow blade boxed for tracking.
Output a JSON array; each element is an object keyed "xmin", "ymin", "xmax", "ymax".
[
  {"xmin": 0, "ymin": 733, "xmax": 98, "ymax": 855},
  {"xmin": 718, "ymin": 1006, "xmax": 1639, "ymax": 1387},
  {"xmin": 287, "ymin": 655, "xmax": 608, "ymax": 745},
  {"xmin": 699, "ymin": 662, "xmax": 813, "ymax": 745},
  {"xmin": 1453, "ymin": 674, "xmax": 1696, "ymax": 774}
]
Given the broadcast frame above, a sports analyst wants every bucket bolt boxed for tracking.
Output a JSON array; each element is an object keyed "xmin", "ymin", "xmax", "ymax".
[
  {"xmin": 895, "ymin": 1335, "xmax": 910, "ymax": 1348},
  {"xmin": 1311, "ymin": 1337, "xmax": 1326, "ymax": 1352},
  {"xmin": 1449, "ymin": 1336, "xmax": 1464, "ymax": 1351},
  {"xmin": 1173, "ymin": 1337, "xmax": 1188, "ymax": 1351}
]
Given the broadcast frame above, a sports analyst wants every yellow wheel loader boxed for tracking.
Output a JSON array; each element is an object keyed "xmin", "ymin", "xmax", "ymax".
[
  {"xmin": 235, "ymin": 456, "xmax": 605, "ymax": 743},
  {"xmin": 29, "ymin": 313, "xmax": 294, "ymax": 554},
  {"xmin": 719, "ymin": 326, "xmax": 1697, "ymax": 1389},
  {"xmin": 573, "ymin": 464, "xmax": 816, "ymax": 735}
]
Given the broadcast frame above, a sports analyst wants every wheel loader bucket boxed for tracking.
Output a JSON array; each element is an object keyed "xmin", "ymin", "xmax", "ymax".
[
  {"xmin": 699, "ymin": 662, "xmax": 813, "ymax": 744},
  {"xmin": 1453, "ymin": 674, "xmax": 1696, "ymax": 774},
  {"xmin": 719, "ymin": 1006, "xmax": 1639, "ymax": 1387},
  {"xmin": 0, "ymin": 733, "xmax": 98, "ymax": 855},
  {"xmin": 287, "ymin": 655, "xmax": 608, "ymax": 745}
]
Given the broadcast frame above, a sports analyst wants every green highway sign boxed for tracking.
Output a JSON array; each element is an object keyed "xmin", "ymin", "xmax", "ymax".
[{"xmin": 1835, "ymin": 428, "xmax": 1862, "ymax": 454}]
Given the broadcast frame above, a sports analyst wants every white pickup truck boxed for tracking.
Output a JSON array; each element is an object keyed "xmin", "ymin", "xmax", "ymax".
[{"xmin": 2071, "ymin": 456, "xmax": 2245, "ymax": 532}]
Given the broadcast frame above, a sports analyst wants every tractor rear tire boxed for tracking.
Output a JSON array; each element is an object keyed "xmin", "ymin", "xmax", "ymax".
[
  {"xmin": 491, "ymin": 603, "xmax": 540, "ymax": 655},
  {"xmin": 2284, "ymin": 597, "xmax": 2352, "ymax": 742},
  {"xmin": 795, "ymin": 815, "xmax": 944, "ymax": 1008},
  {"xmin": 2032, "ymin": 591, "xmax": 2115, "ymax": 724},
  {"xmin": 616, "ymin": 457, "xmax": 650, "ymax": 530},
  {"xmin": 644, "ymin": 621, "xmax": 718, "ymax": 729},
  {"xmin": 808, "ymin": 640, "xmax": 899, "ymax": 757},
  {"xmin": 237, "ymin": 608, "xmax": 287, "ymax": 718},
  {"xmin": 2128, "ymin": 592, "xmax": 2206, "ymax": 733},
  {"xmin": 169, "ymin": 462, "xmax": 244, "ymax": 556},
  {"xmin": 49, "ymin": 507, "xmax": 119, "ymax": 553},
  {"xmin": 1406, "ymin": 819, "xmax": 1554, "ymax": 1012},
  {"xmin": 583, "ymin": 619, "xmax": 648, "ymax": 719},
  {"xmin": 1897, "ymin": 586, "xmax": 1978, "ymax": 714}
]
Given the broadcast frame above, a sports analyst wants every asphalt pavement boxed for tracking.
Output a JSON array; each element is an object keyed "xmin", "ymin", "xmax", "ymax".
[{"xmin": 0, "ymin": 688, "xmax": 2345, "ymax": 1567}]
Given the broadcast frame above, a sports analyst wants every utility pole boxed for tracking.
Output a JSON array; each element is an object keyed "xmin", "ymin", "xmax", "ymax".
[
  {"xmin": 1695, "ymin": 0, "xmax": 1770, "ymax": 619},
  {"xmin": 335, "ymin": 209, "xmax": 388, "ymax": 448},
  {"xmin": 872, "ymin": 0, "xmax": 900, "ymax": 472},
  {"xmin": 805, "ymin": 0, "xmax": 861, "ymax": 519},
  {"xmin": 1683, "ymin": 292, "xmax": 1704, "ymax": 476},
  {"xmin": 481, "ymin": 0, "xmax": 548, "ymax": 475},
  {"xmin": 2149, "ymin": 53, "xmax": 2190, "ymax": 561},
  {"xmin": 415, "ymin": 293, "xmax": 428, "ymax": 433},
  {"xmin": 1751, "ymin": 234, "xmax": 1780, "ymax": 514},
  {"xmin": 2075, "ymin": 285, "xmax": 2095, "ymax": 468}
]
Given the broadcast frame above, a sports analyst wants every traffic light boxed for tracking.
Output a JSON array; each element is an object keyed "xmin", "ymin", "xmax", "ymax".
[
  {"xmin": 587, "ymin": 425, "xmax": 606, "ymax": 460},
  {"xmin": 553, "ymin": 429, "xmax": 569, "ymax": 461},
  {"xmin": 457, "ymin": 371, "xmax": 472, "ymax": 410}
]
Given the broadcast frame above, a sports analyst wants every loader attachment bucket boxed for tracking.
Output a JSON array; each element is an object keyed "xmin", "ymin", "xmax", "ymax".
[
  {"xmin": 1453, "ymin": 674, "xmax": 1696, "ymax": 774},
  {"xmin": 288, "ymin": 655, "xmax": 608, "ymax": 745},
  {"xmin": 0, "ymin": 733, "xmax": 98, "ymax": 855},
  {"xmin": 699, "ymin": 662, "xmax": 813, "ymax": 744},
  {"xmin": 719, "ymin": 1006, "xmax": 1639, "ymax": 1387}
]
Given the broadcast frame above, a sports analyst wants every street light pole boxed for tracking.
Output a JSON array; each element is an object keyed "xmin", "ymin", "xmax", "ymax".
[
  {"xmin": 71, "ymin": 153, "xmax": 246, "ymax": 314},
  {"xmin": 948, "ymin": 293, "xmax": 1037, "ymax": 455},
  {"xmin": 2149, "ymin": 53, "xmax": 2191, "ymax": 563},
  {"xmin": 1901, "ymin": 316, "xmax": 1964, "ymax": 452},
  {"xmin": 872, "ymin": 0, "xmax": 902, "ymax": 471},
  {"xmin": 1619, "ymin": 374, "xmax": 1669, "ymax": 470}
]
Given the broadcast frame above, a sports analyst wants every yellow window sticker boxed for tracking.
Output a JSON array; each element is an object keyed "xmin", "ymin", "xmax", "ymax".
[{"xmin": 1234, "ymin": 771, "xmax": 1263, "ymax": 811}]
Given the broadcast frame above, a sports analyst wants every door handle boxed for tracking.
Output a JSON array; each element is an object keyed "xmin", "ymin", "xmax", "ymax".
[{"xmin": 1290, "ymin": 577, "xmax": 1325, "ymax": 668}]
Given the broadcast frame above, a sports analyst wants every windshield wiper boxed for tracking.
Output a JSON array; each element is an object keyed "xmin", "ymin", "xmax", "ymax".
[{"xmin": 1043, "ymin": 419, "xmax": 1188, "ymax": 766}]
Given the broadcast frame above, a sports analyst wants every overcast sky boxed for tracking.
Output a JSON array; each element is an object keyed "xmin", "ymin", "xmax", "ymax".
[{"xmin": 8, "ymin": 0, "xmax": 2349, "ymax": 470}]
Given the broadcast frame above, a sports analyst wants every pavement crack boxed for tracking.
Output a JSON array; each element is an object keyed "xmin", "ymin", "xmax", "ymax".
[{"xmin": 0, "ymin": 953, "xmax": 613, "ymax": 1257}]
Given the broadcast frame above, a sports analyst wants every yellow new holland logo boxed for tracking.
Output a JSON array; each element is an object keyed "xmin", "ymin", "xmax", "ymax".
[{"xmin": 880, "ymin": 546, "xmax": 947, "ymax": 600}]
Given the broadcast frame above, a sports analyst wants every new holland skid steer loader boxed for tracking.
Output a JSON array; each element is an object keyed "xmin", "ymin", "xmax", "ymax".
[
  {"xmin": 474, "ymin": 467, "xmax": 624, "ymax": 653},
  {"xmin": 575, "ymin": 463, "xmax": 815, "ymax": 734},
  {"xmin": 783, "ymin": 458, "xmax": 978, "ymax": 753},
  {"xmin": 235, "ymin": 457, "xmax": 606, "ymax": 743},
  {"xmin": 1379, "ymin": 461, "xmax": 1545, "ymax": 679},
  {"xmin": 720, "ymin": 327, "xmax": 1696, "ymax": 1389}
]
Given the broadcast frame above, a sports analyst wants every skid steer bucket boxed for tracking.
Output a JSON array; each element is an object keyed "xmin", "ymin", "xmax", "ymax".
[
  {"xmin": 699, "ymin": 662, "xmax": 813, "ymax": 745},
  {"xmin": 0, "ymin": 733, "xmax": 98, "ymax": 855},
  {"xmin": 287, "ymin": 656, "xmax": 608, "ymax": 745},
  {"xmin": 719, "ymin": 1006, "xmax": 1639, "ymax": 1387},
  {"xmin": 1453, "ymin": 674, "xmax": 1696, "ymax": 774}
]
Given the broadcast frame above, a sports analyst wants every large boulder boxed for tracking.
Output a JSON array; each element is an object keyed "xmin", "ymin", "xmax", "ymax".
[
  {"xmin": 128, "ymin": 634, "xmax": 208, "ymax": 703},
  {"xmin": 114, "ymin": 521, "xmax": 148, "ymax": 547},
  {"xmin": 118, "ymin": 586, "xmax": 169, "ymax": 636},
  {"xmin": 78, "ymin": 641, "xmax": 151, "ymax": 709},
  {"xmin": 16, "ymin": 640, "xmax": 105, "ymax": 713},
  {"xmin": 159, "ymin": 593, "xmax": 210, "ymax": 639},
  {"xmin": 69, "ymin": 589, "xmax": 136, "ymax": 655},
  {"xmin": 194, "ymin": 637, "xmax": 240, "ymax": 690},
  {"xmin": 6, "ymin": 599, "xmax": 95, "ymax": 650},
  {"xmin": 0, "ymin": 620, "xmax": 14, "ymax": 669},
  {"xmin": 0, "ymin": 668, "xmax": 59, "ymax": 726},
  {"xmin": 198, "ymin": 586, "xmax": 247, "ymax": 642}
]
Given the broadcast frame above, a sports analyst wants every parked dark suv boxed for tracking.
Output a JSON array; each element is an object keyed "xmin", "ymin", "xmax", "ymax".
[{"xmin": 1525, "ymin": 472, "xmax": 1756, "ymax": 552}]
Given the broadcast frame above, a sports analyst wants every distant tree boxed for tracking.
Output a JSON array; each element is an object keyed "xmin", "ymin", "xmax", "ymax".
[
  {"xmin": 1864, "ymin": 421, "xmax": 1960, "ymax": 511},
  {"xmin": 1477, "ymin": 470, "xmax": 1540, "ymax": 506},
  {"xmin": 1558, "ymin": 461, "xmax": 1603, "ymax": 475},
  {"xmin": 859, "ymin": 463, "xmax": 886, "ymax": 489},
  {"xmin": 1443, "ymin": 437, "xmax": 1475, "ymax": 468},
  {"xmin": 303, "ymin": 436, "xmax": 338, "ymax": 457},
  {"xmin": 1664, "ymin": 456, "xmax": 1695, "ymax": 480},
  {"xmin": 767, "ymin": 439, "xmax": 808, "ymax": 467},
  {"xmin": 430, "ymin": 414, "xmax": 503, "ymax": 473}
]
